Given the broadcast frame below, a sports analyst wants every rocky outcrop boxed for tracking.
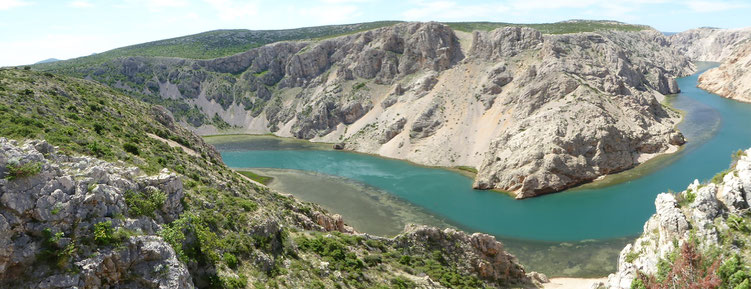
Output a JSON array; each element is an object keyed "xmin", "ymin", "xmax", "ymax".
[
  {"xmin": 670, "ymin": 27, "xmax": 751, "ymax": 62},
  {"xmin": 607, "ymin": 148, "xmax": 751, "ymax": 288},
  {"xmin": 697, "ymin": 40, "xmax": 751, "ymax": 103},
  {"xmin": 60, "ymin": 22, "xmax": 693, "ymax": 198},
  {"xmin": 0, "ymin": 138, "xmax": 193, "ymax": 288},
  {"xmin": 472, "ymin": 29, "xmax": 691, "ymax": 198},
  {"xmin": 396, "ymin": 225, "xmax": 536, "ymax": 287}
]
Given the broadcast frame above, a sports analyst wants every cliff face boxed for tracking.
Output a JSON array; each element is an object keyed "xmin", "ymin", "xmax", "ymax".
[
  {"xmin": 697, "ymin": 41, "xmax": 751, "ymax": 103},
  {"xmin": 606, "ymin": 149, "xmax": 751, "ymax": 289},
  {"xmin": 52, "ymin": 22, "xmax": 693, "ymax": 198},
  {"xmin": 0, "ymin": 69, "xmax": 540, "ymax": 289},
  {"xmin": 670, "ymin": 27, "xmax": 751, "ymax": 62}
]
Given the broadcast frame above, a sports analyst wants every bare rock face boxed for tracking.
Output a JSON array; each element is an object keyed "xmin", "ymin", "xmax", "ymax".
[
  {"xmin": 0, "ymin": 138, "xmax": 194, "ymax": 289},
  {"xmin": 698, "ymin": 40, "xmax": 751, "ymax": 103},
  {"xmin": 607, "ymin": 148, "xmax": 751, "ymax": 288},
  {"xmin": 669, "ymin": 27, "xmax": 751, "ymax": 62},
  {"xmin": 473, "ymin": 29, "xmax": 692, "ymax": 198}
]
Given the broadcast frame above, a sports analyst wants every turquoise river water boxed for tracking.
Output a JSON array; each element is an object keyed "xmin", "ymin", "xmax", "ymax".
[{"xmin": 208, "ymin": 63, "xmax": 751, "ymax": 276}]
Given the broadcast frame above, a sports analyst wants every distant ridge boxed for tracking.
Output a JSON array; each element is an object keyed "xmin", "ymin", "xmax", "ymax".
[{"xmin": 34, "ymin": 58, "xmax": 60, "ymax": 64}]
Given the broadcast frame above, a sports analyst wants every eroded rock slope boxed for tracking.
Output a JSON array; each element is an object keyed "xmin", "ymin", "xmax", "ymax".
[
  {"xmin": 697, "ymin": 40, "xmax": 751, "ymax": 103},
  {"xmin": 48, "ymin": 22, "xmax": 693, "ymax": 197}
]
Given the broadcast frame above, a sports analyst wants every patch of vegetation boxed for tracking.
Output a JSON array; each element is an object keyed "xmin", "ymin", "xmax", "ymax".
[
  {"xmin": 625, "ymin": 250, "xmax": 641, "ymax": 263},
  {"xmin": 238, "ymin": 170, "xmax": 273, "ymax": 185},
  {"xmin": 710, "ymin": 168, "xmax": 732, "ymax": 184},
  {"xmin": 296, "ymin": 234, "xmax": 365, "ymax": 276},
  {"xmin": 92, "ymin": 221, "xmax": 125, "ymax": 246},
  {"xmin": 124, "ymin": 189, "xmax": 167, "ymax": 218},
  {"xmin": 33, "ymin": 21, "xmax": 402, "ymax": 72},
  {"xmin": 634, "ymin": 242, "xmax": 721, "ymax": 289},
  {"xmin": 123, "ymin": 142, "xmax": 140, "ymax": 155},
  {"xmin": 4, "ymin": 161, "xmax": 41, "ymax": 181},
  {"xmin": 445, "ymin": 20, "xmax": 650, "ymax": 34},
  {"xmin": 455, "ymin": 166, "xmax": 478, "ymax": 174}
]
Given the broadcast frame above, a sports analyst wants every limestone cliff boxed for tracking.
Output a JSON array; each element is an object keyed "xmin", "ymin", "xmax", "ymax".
[
  {"xmin": 606, "ymin": 148, "xmax": 751, "ymax": 288},
  {"xmin": 697, "ymin": 41, "xmax": 751, "ymax": 103},
  {"xmin": 670, "ymin": 27, "xmax": 751, "ymax": 62},
  {"xmin": 46, "ymin": 22, "xmax": 693, "ymax": 198}
]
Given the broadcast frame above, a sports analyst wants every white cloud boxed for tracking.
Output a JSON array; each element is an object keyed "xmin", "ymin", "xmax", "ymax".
[
  {"xmin": 685, "ymin": 0, "xmax": 749, "ymax": 12},
  {"xmin": 0, "ymin": 0, "xmax": 31, "ymax": 10},
  {"xmin": 402, "ymin": 0, "xmax": 508, "ymax": 21},
  {"xmin": 68, "ymin": 0, "xmax": 93, "ymax": 8},
  {"xmin": 203, "ymin": 0, "xmax": 258, "ymax": 21}
]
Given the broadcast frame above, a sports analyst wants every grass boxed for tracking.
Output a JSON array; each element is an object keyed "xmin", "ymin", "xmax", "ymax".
[{"xmin": 237, "ymin": 170, "xmax": 273, "ymax": 185}]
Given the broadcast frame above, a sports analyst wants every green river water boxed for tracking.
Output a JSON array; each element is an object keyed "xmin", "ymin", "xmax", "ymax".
[{"xmin": 207, "ymin": 63, "xmax": 751, "ymax": 277}]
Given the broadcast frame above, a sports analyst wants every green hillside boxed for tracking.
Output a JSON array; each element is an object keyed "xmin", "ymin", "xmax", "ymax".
[
  {"xmin": 0, "ymin": 67, "xmax": 533, "ymax": 288},
  {"xmin": 444, "ymin": 20, "xmax": 651, "ymax": 34},
  {"xmin": 32, "ymin": 21, "xmax": 402, "ymax": 71}
]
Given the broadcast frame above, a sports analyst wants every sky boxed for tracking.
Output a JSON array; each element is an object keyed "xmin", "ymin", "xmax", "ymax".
[{"xmin": 1, "ymin": 0, "xmax": 750, "ymax": 67}]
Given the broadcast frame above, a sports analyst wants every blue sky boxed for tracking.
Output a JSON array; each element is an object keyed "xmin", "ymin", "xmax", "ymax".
[{"xmin": 1, "ymin": 0, "xmax": 750, "ymax": 67}]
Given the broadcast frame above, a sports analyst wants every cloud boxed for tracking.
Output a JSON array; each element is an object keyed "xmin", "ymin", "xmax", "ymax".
[
  {"xmin": 0, "ymin": 0, "xmax": 32, "ymax": 10},
  {"xmin": 402, "ymin": 0, "xmax": 508, "ymax": 21},
  {"xmin": 68, "ymin": 0, "xmax": 93, "ymax": 8},
  {"xmin": 203, "ymin": 0, "xmax": 258, "ymax": 21},
  {"xmin": 685, "ymin": 0, "xmax": 749, "ymax": 12}
]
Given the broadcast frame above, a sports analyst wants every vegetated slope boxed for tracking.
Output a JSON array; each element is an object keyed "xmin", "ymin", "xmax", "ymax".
[
  {"xmin": 42, "ymin": 21, "xmax": 694, "ymax": 198},
  {"xmin": 669, "ymin": 27, "xmax": 751, "ymax": 62},
  {"xmin": 444, "ymin": 19, "xmax": 649, "ymax": 34},
  {"xmin": 698, "ymin": 40, "xmax": 751, "ymax": 103},
  {"xmin": 606, "ymin": 148, "xmax": 751, "ymax": 289},
  {"xmin": 32, "ymin": 21, "xmax": 402, "ymax": 71},
  {"xmin": 0, "ymin": 68, "xmax": 541, "ymax": 288}
]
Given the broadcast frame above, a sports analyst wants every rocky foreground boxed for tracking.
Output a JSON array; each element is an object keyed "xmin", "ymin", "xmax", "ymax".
[
  {"xmin": 48, "ymin": 22, "xmax": 693, "ymax": 198},
  {"xmin": 0, "ymin": 69, "xmax": 543, "ymax": 288},
  {"xmin": 605, "ymin": 148, "xmax": 751, "ymax": 288}
]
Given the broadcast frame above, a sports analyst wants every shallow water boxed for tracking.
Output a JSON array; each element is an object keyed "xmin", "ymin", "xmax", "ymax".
[{"xmin": 208, "ymin": 63, "xmax": 751, "ymax": 276}]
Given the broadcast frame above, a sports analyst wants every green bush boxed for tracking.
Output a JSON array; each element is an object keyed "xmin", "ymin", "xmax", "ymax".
[
  {"xmin": 391, "ymin": 277, "xmax": 416, "ymax": 289},
  {"xmin": 5, "ymin": 161, "xmax": 42, "ymax": 181},
  {"xmin": 123, "ymin": 142, "xmax": 140, "ymax": 155},
  {"xmin": 93, "ymin": 221, "xmax": 116, "ymax": 245},
  {"xmin": 124, "ymin": 189, "xmax": 166, "ymax": 218},
  {"xmin": 224, "ymin": 252, "xmax": 239, "ymax": 269}
]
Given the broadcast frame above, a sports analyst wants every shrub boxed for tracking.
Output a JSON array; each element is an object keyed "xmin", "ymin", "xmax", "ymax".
[
  {"xmin": 93, "ymin": 221, "xmax": 116, "ymax": 246},
  {"xmin": 123, "ymin": 142, "xmax": 140, "ymax": 155},
  {"xmin": 634, "ymin": 242, "xmax": 721, "ymax": 289},
  {"xmin": 124, "ymin": 189, "xmax": 166, "ymax": 218},
  {"xmin": 224, "ymin": 252, "xmax": 239, "ymax": 269},
  {"xmin": 391, "ymin": 277, "xmax": 416, "ymax": 289},
  {"xmin": 5, "ymin": 161, "xmax": 42, "ymax": 181}
]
